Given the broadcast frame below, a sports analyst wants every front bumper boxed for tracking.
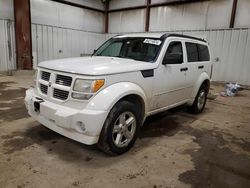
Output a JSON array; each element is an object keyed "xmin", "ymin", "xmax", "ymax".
[{"xmin": 25, "ymin": 88, "xmax": 109, "ymax": 145}]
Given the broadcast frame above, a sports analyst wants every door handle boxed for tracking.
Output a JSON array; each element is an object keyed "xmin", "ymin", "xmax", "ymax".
[
  {"xmin": 198, "ymin": 65, "xmax": 204, "ymax": 69},
  {"xmin": 180, "ymin": 67, "xmax": 188, "ymax": 72}
]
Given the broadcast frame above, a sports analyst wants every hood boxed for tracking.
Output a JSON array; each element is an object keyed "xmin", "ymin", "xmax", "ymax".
[{"xmin": 38, "ymin": 56, "xmax": 155, "ymax": 76}]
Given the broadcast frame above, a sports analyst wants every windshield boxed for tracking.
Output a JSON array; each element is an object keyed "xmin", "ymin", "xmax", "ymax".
[{"xmin": 93, "ymin": 37, "xmax": 164, "ymax": 62}]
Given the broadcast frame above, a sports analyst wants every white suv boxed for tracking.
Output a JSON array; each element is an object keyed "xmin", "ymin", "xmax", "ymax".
[{"xmin": 25, "ymin": 33, "xmax": 212, "ymax": 155}]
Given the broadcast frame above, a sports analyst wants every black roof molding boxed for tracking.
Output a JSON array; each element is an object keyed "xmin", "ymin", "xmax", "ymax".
[{"xmin": 160, "ymin": 33, "xmax": 206, "ymax": 42}]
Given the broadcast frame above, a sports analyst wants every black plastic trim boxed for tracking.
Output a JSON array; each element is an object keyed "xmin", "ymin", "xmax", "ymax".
[
  {"xmin": 160, "ymin": 33, "xmax": 206, "ymax": 43},
  {"xmin": 141, "ymin": 69, "xmax": 154, "ymax": 78}
]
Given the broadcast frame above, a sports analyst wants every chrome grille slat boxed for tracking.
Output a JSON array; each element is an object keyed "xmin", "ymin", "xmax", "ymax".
[
  {"xmin": 41, "ymin": 71, "xmax": 51, "ymax": 81},
  {"xmin": 55, "ymin": 75, "xmax": 72, "ymax": 87},
  {"xmin": 40, "ymin": 84, "xmax": 48, "ymax": 94}
]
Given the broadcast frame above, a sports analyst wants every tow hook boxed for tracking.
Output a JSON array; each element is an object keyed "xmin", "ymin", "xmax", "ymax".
[{"xmin": 34, "ymin": 97, "xmax": 44, "ymax": 112}]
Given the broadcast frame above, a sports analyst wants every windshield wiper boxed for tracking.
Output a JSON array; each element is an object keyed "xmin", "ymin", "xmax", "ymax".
[{"xmin": 116, "ymin": 55, "xmax": 134, "ymax": 60}]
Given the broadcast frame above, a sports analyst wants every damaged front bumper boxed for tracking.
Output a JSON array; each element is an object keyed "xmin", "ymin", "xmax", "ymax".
[{"xmin": 25, "ymin": 88, "xmax": 109, "ymax": 145}]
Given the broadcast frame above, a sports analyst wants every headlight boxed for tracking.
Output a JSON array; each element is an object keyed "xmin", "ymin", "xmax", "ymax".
[
  {"xmin": 73, "ymin": 79, "xmax": 93, "ymax": 93},
  {"xmin": 73, "ymin": 79, "xmax": 105, "ymax": 93},
  {"xmin": 72, "ymin": 79, "xmax": 105, "ymax": 100}
]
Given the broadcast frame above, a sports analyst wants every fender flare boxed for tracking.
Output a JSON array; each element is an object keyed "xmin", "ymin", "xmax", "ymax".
[
  {"xmin": 188, "ymin": 72, "xmax": 210, "ymax": 104},
  {"xmin": 86, "ymin": 82, "xmax": 148, "ymax": 114}
]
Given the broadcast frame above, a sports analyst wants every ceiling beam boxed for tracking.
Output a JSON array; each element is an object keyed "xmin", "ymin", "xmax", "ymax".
[
  {"xmin": 149, "ymin": 0, "xmax": 207, "ymax": 8},
  {"xmin": 51, "ymin": 0, "xmax": 104, "ymax": 13},
  {"xmin": 108, "ymin": 5, "xmax": 146, "ymax": 13}
]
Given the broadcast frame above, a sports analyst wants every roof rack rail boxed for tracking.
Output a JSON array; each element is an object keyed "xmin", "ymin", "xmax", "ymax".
[{"xmin": 160, "ymin": 33, "xmax": 206, "ymax": 42}]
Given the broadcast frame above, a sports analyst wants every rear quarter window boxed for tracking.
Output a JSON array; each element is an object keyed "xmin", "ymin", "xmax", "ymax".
[
  {"xmin": 186, "ymin": 42, "xmax": 210, "ymax": 62},
  {"xmin": 197, "ymin": 44, "xmax": 210, "ymax": 61}
]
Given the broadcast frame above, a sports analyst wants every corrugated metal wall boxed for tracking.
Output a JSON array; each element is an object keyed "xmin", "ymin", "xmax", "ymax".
[
  {"xmin": 30, "ymin": 0, "xmax": 106, "ymax": 68},
  {"xmin": 31, "ymin": 24, "xmax": 106, "ymax": 68},
  {"xmin": 0, "ymin": 19, "xmax": 16, "ymax": 72},
  {"xmin": 0, "ymin": 0, "xmax": 14, "ymax": 20},
  {"xmin": 234, "ymin": 0, "xmax": 250, "ymax": 28},
  {"xmin": 65, "ymin": 0, "xmax": 104, "ymax": 10},
  {"xmin": 30, "ymin": 0, "xmax": 104, "ymax": 33},
  {"xmin": 108, "ymin": 0, "xmax": 250, "ymax": 32},
  {"xmin": 109, "ymin": 0, "xmax": 145, "ymax": 9},
  {"xmin": 149, "ymin": 0, "xmax": 233, "ymax": 31},
  {"xmin": 207, "ymin": 29, "xmax": 250, "ymax": 86},
  {"xmin": 109, "ymin": 9, "xmax": 146, "ymax": 33},
  {"xmin": 0, "ymin": 0, "xmax": 15, "ymax": 73}
]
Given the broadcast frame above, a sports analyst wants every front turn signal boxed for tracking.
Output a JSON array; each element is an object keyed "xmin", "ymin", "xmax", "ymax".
[{"xmin": 93, "ymin": 80, "xmax": 105, "ymax": 93}]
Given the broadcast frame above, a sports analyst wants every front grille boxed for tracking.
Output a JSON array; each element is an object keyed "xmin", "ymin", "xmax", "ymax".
[
  {"xmin": 40, "ymin": 84, "xmax": 48, "ymax": 94},
  {"xmin": 53, "ymin": 88, "xmax": 69, "ymax": 100},
  {"xmin": 55, "ymin": 74, "xmax": 72, "ymax": 87},
  {"xmin": 38, "ymin": 70, "xmax": 73, "ymax": 101},
  {"xmin": 41, "ymin": 71, "xmax": 51, "ymax": 81}
]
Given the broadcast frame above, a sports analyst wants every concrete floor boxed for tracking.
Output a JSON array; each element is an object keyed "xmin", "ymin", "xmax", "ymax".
[{"xmin": 0, "ymin": 73, "xmax": 250, "ymax": 188}]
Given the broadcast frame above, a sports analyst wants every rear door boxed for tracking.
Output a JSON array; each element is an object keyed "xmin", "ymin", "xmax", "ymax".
[
  {"xmin": 197, "ymin": 43, "xmax": 211, "ymax": 74},
  {"xmin": 184, "ymin": 41, "xmax": 210, "ymax": 97}
]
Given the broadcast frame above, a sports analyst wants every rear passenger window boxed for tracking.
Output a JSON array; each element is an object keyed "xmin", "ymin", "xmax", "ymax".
[
  {"xmin": 186, "ymin": 42, "xmax": 210, "ymax": 62},
  {"xmin": 186, "ymin": 42, "xmax": 199, "ymax": 62},
  {"xmin": 197, "ymin": 44, "xmax": 210, "ymax": 61}
]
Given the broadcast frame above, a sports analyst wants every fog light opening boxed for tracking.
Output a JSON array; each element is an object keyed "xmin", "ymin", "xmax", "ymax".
[{"xmin": 76, "ymin": 121, "xmax": 86, "ymax": 133}]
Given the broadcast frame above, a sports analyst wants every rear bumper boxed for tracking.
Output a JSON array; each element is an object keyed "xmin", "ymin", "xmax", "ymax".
[{"xmin": 25, "ymin": 88, "xmax": 109, "ymax": 145}]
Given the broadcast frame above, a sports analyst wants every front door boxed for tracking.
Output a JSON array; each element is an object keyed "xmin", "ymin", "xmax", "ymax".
[{"xmin": 151, "ymin": 40, "xmax": 189, "ymax": 110}]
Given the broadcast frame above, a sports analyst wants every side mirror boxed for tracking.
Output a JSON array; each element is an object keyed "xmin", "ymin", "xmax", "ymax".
[
  {"xmin": 92, "ymin": 49, "xmax": 97, "ymax": 56},
  {"xmin": 163, "ymin": 53, "xmax": 183, "ymax": 65}
]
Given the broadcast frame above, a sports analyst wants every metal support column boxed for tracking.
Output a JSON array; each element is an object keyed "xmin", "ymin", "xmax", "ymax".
[
  {"xmin": 145, "ymin": 0, "xmax": 151, "ymax": 32},
  {"xmin": 230, "ymin": 0, "xmax": 238, "ymax": 28},
  {"xmin": 14, "ymin": 0, "xmax": 32, "ymax": 69}
]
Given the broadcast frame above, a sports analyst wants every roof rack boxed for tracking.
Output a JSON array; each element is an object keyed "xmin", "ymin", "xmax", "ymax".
[{"xmin": 160, "ymin": 33, "xmax": 206, "ymax": 42}]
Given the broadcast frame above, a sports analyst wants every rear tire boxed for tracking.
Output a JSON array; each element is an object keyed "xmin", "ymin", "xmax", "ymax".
[
  {"xmin": 188, "ymin": 85, "xmax": 208, "ymax": 114},
  {"xmin": 98, "ymin": 101, "xmax": 140, "ymax": 155}
]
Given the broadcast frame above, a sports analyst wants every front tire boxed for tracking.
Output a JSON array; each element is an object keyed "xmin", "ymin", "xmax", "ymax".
[
  {"xmin": 188, "ymin": 85, "xmax": 208, "ymax": 114},
  {"xmin": 98, "ymin": 101, "xmax": 140, "ymax": 155}
]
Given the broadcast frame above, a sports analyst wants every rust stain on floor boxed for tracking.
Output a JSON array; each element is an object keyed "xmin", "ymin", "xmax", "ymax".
[
  {"xmin": 0, "ymin": 82, "xmax": 29, "ymax": 121},
  {"xmin": 178, "ymin": 127, "xmax": 250, "ymax": 188}
]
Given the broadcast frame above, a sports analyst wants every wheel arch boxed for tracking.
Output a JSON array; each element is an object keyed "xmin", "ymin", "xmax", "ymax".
[
  {"xmin": 202, "ymin": 79, "xmax": 210, "ymax": 93},
  {"xmin": 188, "ymin": 72, "xmax": 210, "ymax": 105},
  {"xmin": 116, "ymin": 94, "xmax": 145, "ymax": 125},
  {"xmin": 85, "ymin": 82, "xmax": 148, "ymax": 122}
]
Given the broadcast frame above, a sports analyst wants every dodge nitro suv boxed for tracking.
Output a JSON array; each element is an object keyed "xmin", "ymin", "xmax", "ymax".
[{"xmin": 25, "ymin": 33, "xmax": 212, "ymax": 155}]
